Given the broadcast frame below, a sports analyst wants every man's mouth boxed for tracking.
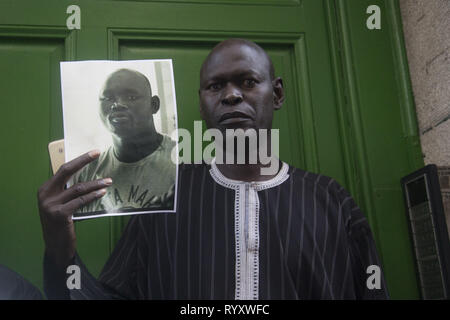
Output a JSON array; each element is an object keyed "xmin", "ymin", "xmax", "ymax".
[
  {"xmin": 109, "ymin": 111, "xmax": 130, "ymax": 124},
  {"xmin": 219, "ymin": 111, "xmax": 253, "ymax": 125}
]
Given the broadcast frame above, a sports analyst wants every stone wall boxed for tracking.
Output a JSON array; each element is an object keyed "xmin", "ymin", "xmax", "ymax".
[{"xmin": 399, "ymin": 0, "xmax": 450, "ymax": 232}]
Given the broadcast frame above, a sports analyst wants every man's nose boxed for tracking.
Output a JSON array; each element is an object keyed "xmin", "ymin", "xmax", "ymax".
[
  {"xmin": 221, "ymin": 84, "xmax": 243, "ymax": 106},
  {"xmin": 111, "ymin": 100, "xmax": 128, "ymax": 111}
]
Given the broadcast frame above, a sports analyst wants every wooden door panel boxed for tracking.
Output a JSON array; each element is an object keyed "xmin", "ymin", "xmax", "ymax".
[{"xmin": 0, "ymin": 32, "xmax": 66, "ymax": 290}]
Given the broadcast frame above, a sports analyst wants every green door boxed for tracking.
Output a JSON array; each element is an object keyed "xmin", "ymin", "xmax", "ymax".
[{"xmin": 0, "ymin": 0, "xmax": 423, "ymax": 299}]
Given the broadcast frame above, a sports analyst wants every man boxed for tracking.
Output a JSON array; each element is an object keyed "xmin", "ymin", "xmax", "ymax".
[
  {"xmin": 71, "ymin": 68, "xmax": 176, "ymax": 216},
  {"xmin": 38, "ymin": 39, "xmax": 389, "ymax": 299}
]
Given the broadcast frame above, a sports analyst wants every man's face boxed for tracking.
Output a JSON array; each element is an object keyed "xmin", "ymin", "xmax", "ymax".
[
  {"xmin": 99, "ymin": 70, "xmax": 158, "ymax": 138},
  {"xmin": 199, "ymin": 43, "xmax": 283, "ymax": 133}
]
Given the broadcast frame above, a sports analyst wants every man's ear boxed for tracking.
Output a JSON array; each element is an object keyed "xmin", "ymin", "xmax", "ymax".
[
  {"xmin": 151, "ymin": 96, "xmax": 160, "ymax": 114},
  {"xmin": 272, "ymin": 77, "xmax": 285, "ymax": 110}
]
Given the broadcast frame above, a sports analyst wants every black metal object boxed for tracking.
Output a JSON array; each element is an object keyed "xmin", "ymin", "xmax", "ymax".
[{"xmin": 401, "ymin": 164, "xmax": 450, "ymax": 299}]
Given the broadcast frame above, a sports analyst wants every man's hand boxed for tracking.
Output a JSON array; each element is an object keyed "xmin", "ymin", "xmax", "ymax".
[{"xmin": 37, "ymin": 150, "xmax": 112, "ymax": 268}]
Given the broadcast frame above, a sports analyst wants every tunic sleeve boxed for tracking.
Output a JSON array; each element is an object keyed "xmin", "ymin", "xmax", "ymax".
[
  {"xmin": 0, "ymin": 264, "xmax": 43, "ymax": 300},
  {"xmin": 343, "ymin": 192, "xmax": 390, "ymax": 299}
]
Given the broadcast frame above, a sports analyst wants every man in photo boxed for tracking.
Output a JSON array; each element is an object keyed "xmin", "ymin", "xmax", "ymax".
[{"xmin": 72, "ymin": 68, "xmax": 176, "ymax": 216}]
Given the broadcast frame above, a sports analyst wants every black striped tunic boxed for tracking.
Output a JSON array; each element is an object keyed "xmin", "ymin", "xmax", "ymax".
[{"xmin": 44, "ymin": 162, "xmax": 389, "ymax": 299}]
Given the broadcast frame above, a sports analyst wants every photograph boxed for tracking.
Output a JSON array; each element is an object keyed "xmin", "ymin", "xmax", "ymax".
[{"xmin": 60, "ymin": 60, "xmax": 178, "ymax": 219}]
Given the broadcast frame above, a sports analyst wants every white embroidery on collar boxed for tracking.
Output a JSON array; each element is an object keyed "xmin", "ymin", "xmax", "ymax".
[
  {"xmin": 209, "ymin": 158, "xmax": 290, "ymax": 191},
  {"xmin": 208, "ymin": 158, "xmax": 289, "ymax": 299}
]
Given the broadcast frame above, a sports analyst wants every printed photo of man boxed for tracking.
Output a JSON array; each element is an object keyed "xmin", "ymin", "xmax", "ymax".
[{"xmin": 61, "ymin": 61, "xmax": 177, "ymax": 218}]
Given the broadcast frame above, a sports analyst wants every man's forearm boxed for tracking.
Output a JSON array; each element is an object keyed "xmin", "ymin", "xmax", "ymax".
[
  {"xmin": 43, "ymin": 250, "xmax": 124, "ymax": 300},
  {"xmin": 43, "ymin": 250, "xmax": 72, "ymax": 300}
]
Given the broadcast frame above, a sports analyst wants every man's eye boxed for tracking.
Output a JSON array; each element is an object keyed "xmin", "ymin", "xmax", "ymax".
[
  {"xmin": 127, "ymin": 96, "xmax": 138, "ymax": 101},
  {"xmin": 243, "ymin": 79, "xmax": 257, "ymax": 88},
  {"xmin": 100, "ymin": 96, "xmax": 112, "ymax": 101},
  {"xmin": 208, "ymin": 83, "xmax": 222, "ymax": 90}
]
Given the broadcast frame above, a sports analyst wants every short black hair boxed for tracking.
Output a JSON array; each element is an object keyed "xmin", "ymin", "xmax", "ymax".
[
  {"xmin": 200, "ymin": 38, "xmax": 275, "ymax": 80},
  {"xmin": 106, "ymin": 68, "xmax": 152, "ymax": 96}
]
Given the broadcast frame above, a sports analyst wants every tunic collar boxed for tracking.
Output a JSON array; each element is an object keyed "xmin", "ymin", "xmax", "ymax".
[{"xmin": 209, "ymin": 158, "xmax": 290, "ymax": 191}]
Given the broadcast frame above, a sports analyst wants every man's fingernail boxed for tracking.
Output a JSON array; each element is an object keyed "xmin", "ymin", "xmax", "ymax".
[
  {"xmin": 103, "ymin": 178, "xmax": 113, "ymax": 185},
  {"xmin": 96, "ymin": 189, "xmax": 107, "ymax": 197},
  {"xmin": 88, "ymin": 150, "xmax": 101, "ymax": 158}
]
